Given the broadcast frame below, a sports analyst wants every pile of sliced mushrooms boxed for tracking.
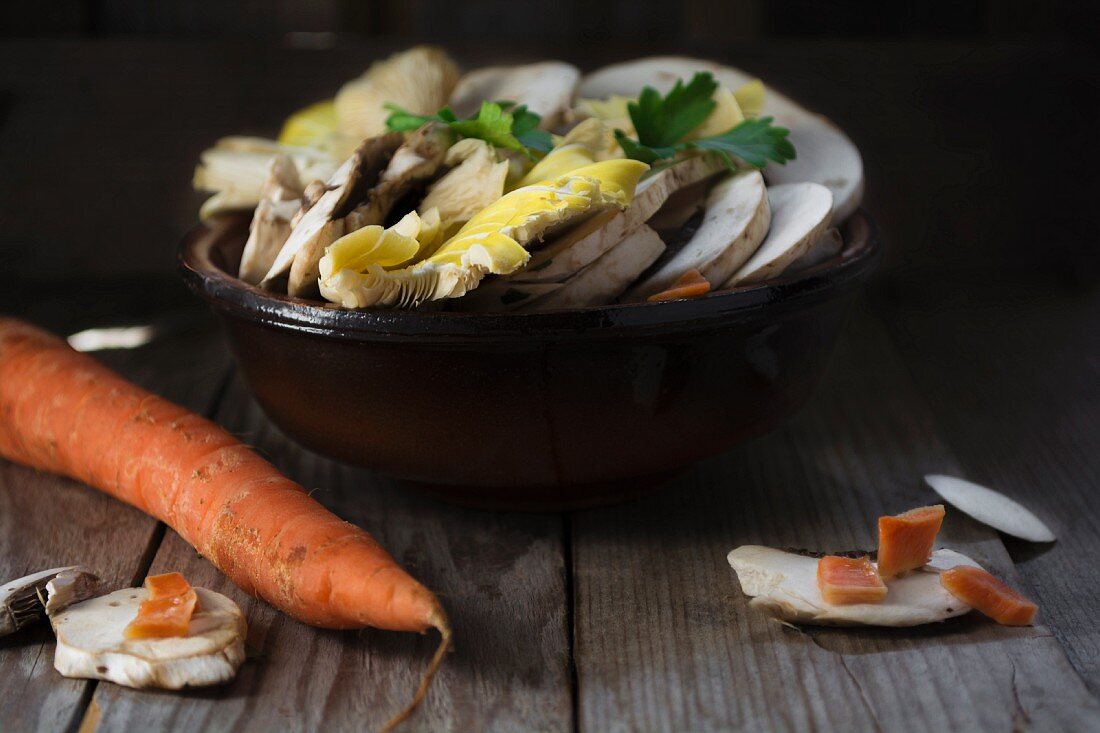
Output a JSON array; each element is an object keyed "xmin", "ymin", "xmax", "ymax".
[{"xmin": 194, "ymin": 47, "xmax": 864, "ymax": 312}]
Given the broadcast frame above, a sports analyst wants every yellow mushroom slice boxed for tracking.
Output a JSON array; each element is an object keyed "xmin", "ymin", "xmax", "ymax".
[
  {"xmin": 334, "ymin": 46, "xmax": 460, "ymax": 140},
  {"xmin": 579, "ymin": 56, "xmax": 864, "ymax": 222},
  {"xmin": 624, "ymin": 170, "xmax": 770, "ymax": 301},
  {"xmin": 51, "ymin": 586, "xmax": 246, "ymax": 689},
  {"xmin": 726, "ymin": 183, "xmax": 832, "ymax": 287},
  {"xmin": 318, "ymin": 159, "xmax": 648, "ymax": 309},
  {"xmin": 524, "ymin": 225, "xmax": 666, "ymax": 311},
  {"xmin": 450, "ymin": 61, "xmax": 580, "ymax": 130}
]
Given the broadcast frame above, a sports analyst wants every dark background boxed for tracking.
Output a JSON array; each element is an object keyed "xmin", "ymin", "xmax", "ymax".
[{"xmin": 0, "ymin": 1, "xmax": 1096, "ymax": 292}]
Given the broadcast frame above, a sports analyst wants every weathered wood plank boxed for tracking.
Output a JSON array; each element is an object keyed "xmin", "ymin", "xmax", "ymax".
[
  {"xmin": 571, "ymin": 301, "xmax": 1100, "ymax": 732},
  {"xmin": 87, "ymin": 376, "xmax": 572, "ymax": 732},
  {"xmin": 0, "ymin": 304, "xmax": 231, "ymax": 732},
  {"xmin": 873, "ymin": 274, "xmax": 1100, "ymax": 691}
]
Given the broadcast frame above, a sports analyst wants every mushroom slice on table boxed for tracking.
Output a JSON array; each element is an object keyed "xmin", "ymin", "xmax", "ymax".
[
  {"xmin": 578, "ymin": 56, "xmax": 864, "ymax": 222},
  {"xmin": 238, "ymin": 154, "xmax": 305, "ymax": 284},
  {"xmin": 924, "ymin": 474, "xmax": 1056, "ymax": 543},
  {"xmin": 525, "ymin": 225, "xmax": 667, "ymax": 311},
  {"xmin": 510, "ymin": 153, "xmax": 726, "ymax": 284},
  {"xmin": 624, "ymin": 170, "xmax": 770, "ymax": 301},
  {"xmin": 450, "ymin": 61, "xmax": 581, "ymax": 129},
  {"xmin": 51, "ymin": 586, "xmax": 246, "ymax": 689},
  {"xmin": 725, "ymin": 182, "xmax": 832, "ymax": 287},
  {"xmin": 261, "ymin": 133, "xmax": 403, "ymax": 297},
  {"xmin": 2, "ymin": 567, "xmax": 99, "ymax": 636},
  {"xmin": 728, "ymin": 546, "xmax": 981, "ymax": 627},
  {"xmin": 334, "ymin": 46, "xmax": 460, "ymax": 141}
]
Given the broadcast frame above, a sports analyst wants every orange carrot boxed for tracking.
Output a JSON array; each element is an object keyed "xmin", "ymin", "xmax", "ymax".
[
  {"xmin": 940, "ymin": 566, "xmax": 1038, "ymax": 626},
  {"xmin": 646, "ymin": 269, "xmax": 712, "ymax": 302},
  {"xmin": 817, "ymin": 555, "xmax": 887, "ymax": 605},
  {"xmin": 877, "ymin": 505, "xmax": 945, "ymax": 579},
  {"xmin": 125, "ymin": 572, "xmax": 198, "ymax": 639},
  {"xmin": 0, "ymin": 318, "xmax": 449, "ymax": 726}
]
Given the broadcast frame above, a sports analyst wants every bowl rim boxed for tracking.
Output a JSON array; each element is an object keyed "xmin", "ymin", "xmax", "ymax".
[{"xmin": 178, "ymin": 209, "xmax": 880, "ymax": 341}]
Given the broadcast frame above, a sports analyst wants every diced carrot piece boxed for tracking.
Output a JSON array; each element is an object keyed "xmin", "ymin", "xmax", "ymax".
[
  {"xmin": 145, "ymin": 572, "xmax": 192, "ymax": 600},
  {"xmin": 646, "ymin": 269, "xmax": 712, "ymax": 302},
  {"xmin": 123, "ymin": 572, "xmax": 198, "ymax": 639},
  {"xmin": 817, "ymin": 555, "xmax": 887, "ymax": 605},
  {"xmin": 940, "ymin": 566, "xmax": 1037, "ymax": 626},
  {"xmin": 877, "ymin": 505, "xmax": 946, "ymax": 579}
]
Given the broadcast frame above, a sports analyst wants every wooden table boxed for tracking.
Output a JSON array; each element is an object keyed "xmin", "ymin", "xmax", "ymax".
[{"xmin": 2, "ymin": 39, "xmax": 1099, "ymax": 732}]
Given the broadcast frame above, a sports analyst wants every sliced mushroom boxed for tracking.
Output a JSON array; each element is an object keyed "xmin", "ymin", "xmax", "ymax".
[
  {"xmin": 578, "ymin": 57, "xmax": 864, "ymax": 222},
  {"xmin": 625, "ymin": 170, "xmax": 770, "ymax": 301},
  {"xmin": 2, "ymin": 567, "xmax": 99, "ymax": 636},
  {"xmin": 728, "ymin": 546, "xmax": 981, "ymax": 627},
  {"xmin": 261, "ymin": 133, "xmax": 403, "ymax": 296},
  {"xmin": 420, "ymin": 139, "xmax": 509, "ymax": 235},
  {"xmin": 510, "ymin": 153, "xmax": 727, "ymax": 284},
  {"xmin": 335, "ymin": 46, "xmax": 460, "ymax": 140},
  {"xmin": 193, "ymin": 137, "xmax": 337, "ymax": 221},
  {"xmin": 726, "ymin": 182, "xmax": 832, "ymax": 287},
  {"xmin": 524, "ymin": 224, "xmax": 666, "ymax": 311},
  {"xmin": 238, "ymin": 155, "xmax": 305, "ymax": 285},
  {"xmin": 450, "ymin": 61, "xmax": 581, "ymax": 129},
  {"xmin": 344, "ymin": 123, "xmax": 453, "ymax": 232},
  {"xmin": 51, "ymin": 586, "xmax": 246, "ymax": 689},
  {"xmin": 788, "ymin": 227, "xmax": 844, "ymax": 273},
  {"xmin": 924, "ymin": 475, "xmax": 1056, "ymax": 543}
]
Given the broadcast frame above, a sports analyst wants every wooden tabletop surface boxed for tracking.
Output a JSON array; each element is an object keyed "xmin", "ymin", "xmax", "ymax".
[{"xmin": 1, "ymin": 39, "xmax": 1098, "ymax": 732}]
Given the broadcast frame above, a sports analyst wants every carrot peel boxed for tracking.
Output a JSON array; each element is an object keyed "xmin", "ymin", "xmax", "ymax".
[
  {"xmin": 940, "ymin": 566, "xmax": 1037, "ymax": 626},
  {"xmin": 817, "ymin": 555, "xmax": 887, "ymax": 605},
  {"xmin": 124, "ymin": 572, "xmax": 198, "ymax": 639}
]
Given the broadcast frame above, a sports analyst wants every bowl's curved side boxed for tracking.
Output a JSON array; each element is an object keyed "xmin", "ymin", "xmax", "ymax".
[{"xmin": 179, "ymin": 212, "xmax": 880, "ymax": 509}]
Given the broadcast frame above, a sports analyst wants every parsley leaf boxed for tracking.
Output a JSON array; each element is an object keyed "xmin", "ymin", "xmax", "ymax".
[
  {"xmin": 614, "ymin": 72, "xmax": 796, "ymax": 171},
  {"xmin": 691, "ymin": 116, "xmax": 796, "ymax": 168},
  {"xmin": 385, "ymin": 101, "xmax": 551, "ymax": 157},
  {"xmin": 628, "ymin": 72, "xmax": 718, "ymax": 148}
]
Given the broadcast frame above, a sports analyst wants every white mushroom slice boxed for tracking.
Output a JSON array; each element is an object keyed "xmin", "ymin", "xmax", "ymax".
[
  {"xmin": 262, "ymin": 133, "xmax": 402, "ymax": 296},
  {"xmin": 2, "ymin": 567, "xmax": 99, "ymax": 636},
  {"xmin": 578, "ymin": 57, "xmax": 864, "ymax": 222},
  {"xmin": 455, "ymin": 281, "xmax": 564, "ymax": 312},
  {"xmin": 193, "ymin": 137, "xmax": 337, "ymax": 220},
  {"xmin": 726, "ymin": 183, "xmax": 832, "ymax": 287},
  {"xmin": 625, "ymin": 170, "xmax": 770, "ymax": 301},
  {"xmin": 420, "ymin": 139, "xmax": 509, "ymax": 235},
  {"xmin": 788, "ymin": 227, "xmax": 844, "ymax": 273},
  {"xmin": 52, "ymin": 587, "xmax": 246, "ymax": 690},
  {"xmin": 335, "ymin": 46, "xmax": 460, "ymax": 140},
  {"xmin": 511, "ymin": 154, "xmax": 726, "ymax": 284},
  {"xmin": 924, "ymin": 475, "xmax": 1056, "ymax": 543},
  {"xmin": 450, "ymin": 62, "xmax": 581, "ymax": 129},
  {"xmin": 728, "ymin": 546, "xmax": 981, "ymax": 627},
  {"xmin": 524, "ymin": 225, "xmax": 666, "ymax": 311},
  {"xmin": 239, "ymin": 155, "xmax": 305, "ymax": 284}
]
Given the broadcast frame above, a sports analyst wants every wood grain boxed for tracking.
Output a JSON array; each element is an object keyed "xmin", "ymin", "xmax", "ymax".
[
  {"xmin": 874, "ymin": 273, "xmax": 1100, "ymax": 692},
  {"xmin": 0, "ymin": 307, "xmax": 231, "ymax": 732},
  {"xmin": 571, "ymin": 302, "xmax": 1100, "ymax": 732},
  {"xmin": 86, "ymin": 376, "xmax": 573, "ymax": 732}
]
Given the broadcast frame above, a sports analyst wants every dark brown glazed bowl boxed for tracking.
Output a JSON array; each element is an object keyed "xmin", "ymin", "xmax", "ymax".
[{"xmin": 179, "ymin": 212, "xmax": 880, "ymax": 510}]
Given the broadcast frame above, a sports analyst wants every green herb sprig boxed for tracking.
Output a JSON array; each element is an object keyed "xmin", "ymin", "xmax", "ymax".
[
  {"xmin": 385, "ymin": 101, "xmax": 553, "ymax": 158},
  {"xmin": 614, "ymin": 72, "xmax": 796, "ymax": 170}
]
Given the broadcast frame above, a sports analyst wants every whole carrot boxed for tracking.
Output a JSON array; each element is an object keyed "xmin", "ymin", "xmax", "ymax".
[{"xmin": 0, "ymin": 317, "xmax": 449, "ymax": 727}]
